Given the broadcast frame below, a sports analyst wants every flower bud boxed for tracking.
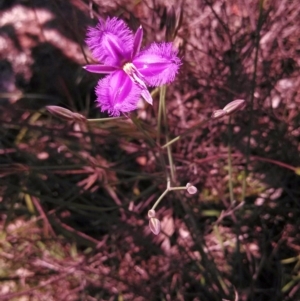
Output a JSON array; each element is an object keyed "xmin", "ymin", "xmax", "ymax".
[
  {"xmin": 46, "ymin": 106, "xmax": 86, "ymax": 122},
  {"xmin": 161, "ymin": 5, "xmax": 183, "ymax": 41},
  {"xmin": 148, "ymin": 209, "xmax": 156, "ymax": 218},
  {"xmin": 46, "ymin": 106, "xmax": 74, "ymax": 120},
  {"xmin": 223, "ymin": 99, "xmax": 246, "ymax": 115},
  {"xmin": 149, "ymin": 218, "xmax": 161, "ymax": 235},
  {"xmin": 165, "ymin": 6, "xmax": 176, "ymax": 41},
  {"xmin": 72, "ymin": 112, "xmax": 87, "ymax": 122},
  {"xmin": 211, "ymin": 109, "xmax": 227, "ymax": 119},
  {"xmin": 186, "ymin": 183, "xmax": 197, "ymax": 194}
]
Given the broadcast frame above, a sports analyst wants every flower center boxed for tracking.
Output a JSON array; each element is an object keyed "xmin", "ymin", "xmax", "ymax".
[
  {"xmin": 122, "ymin": 63, "xmax": 153, "ymax": 106},
  {"xmin": 123, "ymin": 62, "xmax": 135, "ymax": 76},
  {"xmin": 122, "ymin": 62, "xmax": 147, "ymax": 90}
]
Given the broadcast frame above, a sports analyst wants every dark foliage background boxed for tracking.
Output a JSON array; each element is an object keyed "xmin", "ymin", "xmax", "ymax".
[{"xmin": 0, "ymin": 0, "xmax": 299, "ymax": 300}]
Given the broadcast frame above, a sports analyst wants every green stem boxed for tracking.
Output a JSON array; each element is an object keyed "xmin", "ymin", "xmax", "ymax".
[
  {"xmin": 157, "ymin": 89, "xmax": 163, "ymax": 144},
  {"xmin": 130, "ymin": 115, "xmax": 157, "ymax": 148},
  {"xmin": 160, "ymin": 85, "xmax": 176, "ymax": 181},
  {"xmin": 227, "ymin": 116, "xmax": 234, "ymax": 204},
  {"xmin": 169, "ymin": 186, "xmax": 187, "ymax": 191},
  {"xmin": 151, "ymin": 188, "xmax": 169, "ymax": 211},
  {"xmin": 151, "ymin": 180, "xmax": 188, "ymax": 210},
  {"xmin": 87, "ymin": 117, "xmax": 125, "ymax": 122},
  {"xmin": 129, "ymin": 115, "xmax": 168, "ymax": 178},
  {"xmin": 161, "ymin": 136, "xmax": 181, "ymax": 149},
  {"xmin": 241, "ymin": 0, "xmax": 264, "ymax": 202},
  {"xmin": 151, "ymin": 178, "xmax": 171, "ymax": 210},
  {"xmin": 161, "ymin": 118, "xmax": 210, "ymax": 149}
]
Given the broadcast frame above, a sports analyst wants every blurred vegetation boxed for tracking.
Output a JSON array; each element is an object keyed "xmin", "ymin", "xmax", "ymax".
[{"xmin": 0, "ymin": 0, "xmax": 300, "ymax": 300}]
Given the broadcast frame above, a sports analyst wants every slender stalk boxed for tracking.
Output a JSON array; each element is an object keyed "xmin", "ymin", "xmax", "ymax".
[
  {"xmin": 169, "ymin": 186, "xmax": 187, "ymax": 191},
  {"xmin": 151, "ymin": 180, "xmax": 187, "ymax": 210},
  {"xmin": 166, "ymin": 142, "xmax": 175, "ymax": 181},
  {"xmin": 160, "ymin": 85, "xmax": 176, "ymax": 181},
  {"xmin": 130, "ymin": 115, "xmax": 157, "ymax": 148},
  {"xmin": 129, "ymin": 115, "xmax": 169, "ymax": 177},
  {"xmin": 161, "ymin": 118, "xmax": 210, "ymax": 149},
  {"xmin": 87, "ymin": 117, "xmax": 125, "ymax": 122},
  {"xmin": 161, "ymin": 136, "xmax": 180, "ymax": 148},
  {"xmin": 227, "ymin": 116, "xmax": 234, "ymax": 204},
  {"xmin": 151, "ymin": 178, "xmax": 171, "ymax": 210},
  {"xmin": 151, "ymin": 188, "xmax": 169, "ymax": 211},
  {"xmin": 157, "ymin": 88, "xmax": 163, "ymax": 144},
  {"xmin": 241, "ymin": 0, "xmax": 264, "ymax": 202}
]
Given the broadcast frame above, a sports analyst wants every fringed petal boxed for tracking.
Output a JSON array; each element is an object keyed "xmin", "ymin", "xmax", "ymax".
[
  {"xmin": 95, "ymin": 70, "xmax": 142, "ymax": 116},
  {"xmin": 86, "ymin": 17, "xmax": 133, "ymax": 66},
  {"xmin": 132, "ymin": 42, "xmax": 181, "ymax": 86},
  {"xmin": 102, "ymin": 34, "xmax": 126, "ymax": 63}
]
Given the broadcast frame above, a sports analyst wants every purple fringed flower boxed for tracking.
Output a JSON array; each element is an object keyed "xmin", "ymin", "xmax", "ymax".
[{"xmin": 84, "ymin": 17, "xmax": 181, "ymax": 116}]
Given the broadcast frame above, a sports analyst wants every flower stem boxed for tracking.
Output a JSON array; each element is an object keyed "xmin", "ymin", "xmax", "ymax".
[
  {"xmin": 129, "ymin": 114, "xmax": 168, "ymax": 178},
  {"xmin": 157, "ymin": 90, "xmax": 163, "ymax": 144},
  {"xmin": 241, "ymin": 0, "xmax": 264, "ymax": 202},
  {"xmin": 169, "ymin": 186, "xmax": 187, "ymax": 191},
  {"xmin": 87, "ymin": 117, "xmax": 125, "ymax": 122},
  {"xmin": 151, "ymin": 179, "xmax": 188, "ymax": 210},
  {"xmin": 161, "ymin": 118, "xmax": 209, "ymax": 149},
  {"xmin": 227, "ymin": 116, "xmax": 234, "ymax": 204},
  {"xmin": 160, "ymin": 85, "xmax": 176, "ymax": 181},
  {"xmin": 130, "ymin": 115, "xmax": 156, "ymax": 148},
  {"xmin": 161, "ymin": 136, "xmax": 181, "ymax": 149},
  {"xmin": 151, "ymin": 178, "xmax": 171, "ymax": 210}
]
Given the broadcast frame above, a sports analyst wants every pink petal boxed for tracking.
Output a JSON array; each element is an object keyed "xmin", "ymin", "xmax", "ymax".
[
  {"xmin": 103, "ymin": 34, "xmax": 126, "ymax": 63},
  {"xmin": 141, "ymin": 89, "xmax": 153, "ymax": 105},
  {"xmin": 86, "ymin": 17, "xmax": 133, "ymax": 66},
  {"xmin": 95, "ymin": 70, "xmax": 142, "ymax": 116},
  {"xmin": 132, "ymin": 42, "xmax": 181, "ymax": 86}
]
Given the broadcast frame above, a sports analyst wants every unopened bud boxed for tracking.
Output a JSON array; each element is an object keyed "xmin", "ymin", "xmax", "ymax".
[
  {"xmin": 186, "ymin": 183, "xmax": 197, "ymax": 194},
  {"xmin": 211, "ymin": 109, "xmax": 227, "ymax": 119},
  {"xmin": 46, "ymin": 106, "xmax": 74, "ymax": 120},
  {"xmin": 149, "ymin": 218, "xmax": 161, "ymax": 235},
  {"xmin": 148, "ymin": 209, "xmax": 156, "ymax": 218},
  {"xmin": 46, "ymin": 106, "xmax": 86, "ymax": 122},
  {"xmin": 223, "ymin": 99, "xmax": 246, "ymax": 115},
  {"xmin": 72, "ymin": 112, "xmax": 87, "ymax": 122},
  {"xmin": 166, "ymin": 6, "xmax": 176, "ymax": 41},
  {"xmin": 161, "ymin": 5, "xmax": 183, "ymax": 41}
]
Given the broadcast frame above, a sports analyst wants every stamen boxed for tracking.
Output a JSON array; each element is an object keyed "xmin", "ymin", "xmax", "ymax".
[
  {"xmin": 123, "ymin": 62, "xmax": 153, "ymax": 104},
  {"xmin": 123, "ymin": 63, "xmax": 135, "ymax": 76},
  {"xmin": 123, "ymin": 63, "xmax": 147, "ymax": 89}
]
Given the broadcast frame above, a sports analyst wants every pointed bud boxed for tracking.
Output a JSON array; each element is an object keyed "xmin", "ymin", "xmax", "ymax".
[
  {"xmin": 46, "ymin": 106, "xmax": 86, "ymax": 122},
  {"xmin": 211, "ymin": 109, "xmax": 227, "ymax": 119},
  {"xmin": 148, "ymin": 209, "xmax": 156, "ymax": 218},
  {"xmin": 71, "ymin": 112, "xmax": 87, "ymax": 122},
  {"xmin": 47, "ymin": 106, "xmax": 74, "ymax": 120},
  {"xmin": 149, "ymin": 218, "xmax": 161, "ymax": 235},
  {"xmin": 223, "ymin": 99, "xmax": 246, "ymax": 115},
  {"xmin": 165, "ymin": 6, "xmax": 176, "ymax": 41},
  {"xmin": 161, "ymin": 5, "xmax": 183, "ymax": 41},
  {"xmin": 186, "ymin": 183, "xmax": 197, "ymax": 194}
]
